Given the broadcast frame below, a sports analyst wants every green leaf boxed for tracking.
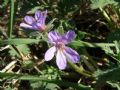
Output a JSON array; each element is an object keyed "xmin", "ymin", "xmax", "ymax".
[
  {"xmin": 77, "ymin": 31, "xmax": 86, "ymax": 40},
  {"xmin": 90, "ymin": 0, "xmax": 118, "ymax": 9},
  {"xmin": 107, "ymin": 81, "xmax": 120, "ymax": 90},
  {"xmin": 22, "ymin": 60, "xmax": 34, "ymax": 69},
  {"xmin": 114, "ymin": 41, "xmax": 120, "ymax": 60},
  {"xmin": 46, "ymin": 18, "xmax": 56, "ymax": 31},
  {"xmin": 30, "ymin": 81, "xmax": 60, "ymax": 90},
  {"xmin": 101, "ymin": 45, "xmax": 115, "ymax": 56},
  {"xmin": 0, "ymin": 72, "xmax": 91, "ymax": 90},
  {"xmin": 94, "ymin": 67, "xmax": 120, "ymax": 87},
  {"xmin": 29, "ymin": 31, "xmax": 43, "ymax": 39},
  {"xmin": 101, "ymin": 41, "xmax": 120, "ymax": 62},
  {"xmin": 69, "ymin": 40, "xmax": 115, "ymax": 48},
  {"xmin": 0, "ymin": 38, "xmax": 40, "ymax": 45},
  {"xmin": 117, "ymin": 52, "xmax": 120, "ymax": 60},
  {"xmin": 30, "ymin": 66, "xmax": 61, "ymax": 89},
  {"xmin": 27, "ymin": 6, "xmax": 42, "ymax": 14},
  {"xmin": 5, "ymin": 86, "xmax": 12, "ymax": 90},
  {"xmin": 56, "ymin": 20, "xmax": 64, "ymax": 35},
  {"xmin": 9, "ymin": 44, "xmax": 30, "ymax": 57},
  {"xmin": 45, "ymin": 83, "xmax": 59, "ymax": 90},
  {"xmin": 41, "ymin": 66, "xmax": 62, "ymax": 80}
]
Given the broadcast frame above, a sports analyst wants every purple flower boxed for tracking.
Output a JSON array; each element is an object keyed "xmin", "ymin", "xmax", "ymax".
[
  {"xmin": 20, "ymin": 10, "xmax": 47, "ymax": 31},
  {"xmin": 44, "ymin": 30, "xmax": 80, "ymax": 70}
]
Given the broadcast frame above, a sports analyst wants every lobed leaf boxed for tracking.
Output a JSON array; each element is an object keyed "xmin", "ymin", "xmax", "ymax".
[
  {"xmin": 94, "ymin": 67, "xmax": 120, "ymax": 88},
  {"xmin": 90, "ymin": 0, "xmax": 118, "ymax": 9}
]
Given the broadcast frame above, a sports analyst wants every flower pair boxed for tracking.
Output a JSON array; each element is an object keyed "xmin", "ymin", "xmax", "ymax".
[{"xmin": 20, "ymin": 10, "xmax": 80, "ymax": 70}]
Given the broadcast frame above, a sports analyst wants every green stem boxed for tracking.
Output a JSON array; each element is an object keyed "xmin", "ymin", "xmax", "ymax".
[
  {"xmin": 82, "ymin": 41, "xmax": 115, "ymax": 47},
  {"xmin": 81, "ymin": 55, "xmax": 96, "ymax": 72},
  {"xmin": 81, "ymin": 48, "xmax": 98, "ymax": 71},
  {"xmin": 68, "ymin": 61, "xmax": 93, "ymax": 77},
  {"xmin": 99, "ymin": 7, "xmax": 115, "ymax": 30},
  {"xmin": 99, "ymin": 7, "xmax": 111, "ymax": 24},
  {"xmin": 8, "ymin": 0, "xmax": 14, "ymax": 38}
]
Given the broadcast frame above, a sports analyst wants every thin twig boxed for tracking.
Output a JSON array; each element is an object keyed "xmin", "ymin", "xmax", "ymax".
[{"xmin": 1, "ymin": 61, "xmax": 17, "ymax": 72}]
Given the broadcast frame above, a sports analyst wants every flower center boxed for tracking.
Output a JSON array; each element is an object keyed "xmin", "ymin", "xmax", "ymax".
[
  {"xmin": 40, "ymin": 25, "xmax": 46, "ymax": 31},
  {"xmin": 56, "ymin": 42, "xmax": 65, "ymax": 51}
]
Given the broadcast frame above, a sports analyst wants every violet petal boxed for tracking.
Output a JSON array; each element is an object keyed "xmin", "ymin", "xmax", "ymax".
[
  {"xmin": 37, "ymin": 18, "xmax": 45, "ymax": 25},
  {"xmin": 44, "ymin": 46, "xmax": 56, "ymax": 61},
  {"xmin": 24, "ymin": 16, "xmax": 35, "ymax": 25},
  {"xmin": 32, "ymin": 22, "xmax": 40, "ymax": 30},
  {"xmin": 37, "ymin": 10, "xmax": 47, "ymax": 24},
  {"xmin": 43, "ymin": 10, "xmax": 47, "ymax": 20},
  {"xmin": 62, "ymin": 30, "xmax": 76, "ymax": 44},
  {"xmin": 20, "ymin": 23, "xmax": 33, "ymax": 29},
  {"xmin": 48, "ymin": 31, "xmax": 61, "ymax": 44},
  {"xmin": 56, "ymin": 50, "xmax": 67, "ymax": 70},
  {"xmin": 35, "ymin": 11, "xmax": 41, "ymax": 20},
  {"xmin": 64, "ymin": 46, "xmax": 80, "ymax": 63}
]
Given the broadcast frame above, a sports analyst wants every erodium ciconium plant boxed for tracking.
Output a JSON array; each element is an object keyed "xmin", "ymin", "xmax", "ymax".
[
  {"xmin": 44, "ymin": 30, "xmax": 80, "ymax": 70},
  {"xmin": 20, "ymin": 10, "xmax": 47, "ymax": 31}
]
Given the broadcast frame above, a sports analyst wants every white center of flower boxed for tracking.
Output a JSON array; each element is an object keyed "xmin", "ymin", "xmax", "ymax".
[{"xmin": 56, "ymin": 42, "xmax": 65, "ymax": 51}]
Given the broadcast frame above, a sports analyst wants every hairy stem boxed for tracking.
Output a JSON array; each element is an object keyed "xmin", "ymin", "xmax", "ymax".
[{"xmin": 68, "ymin": 61, "xmax": 93, "ymax": 77}]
